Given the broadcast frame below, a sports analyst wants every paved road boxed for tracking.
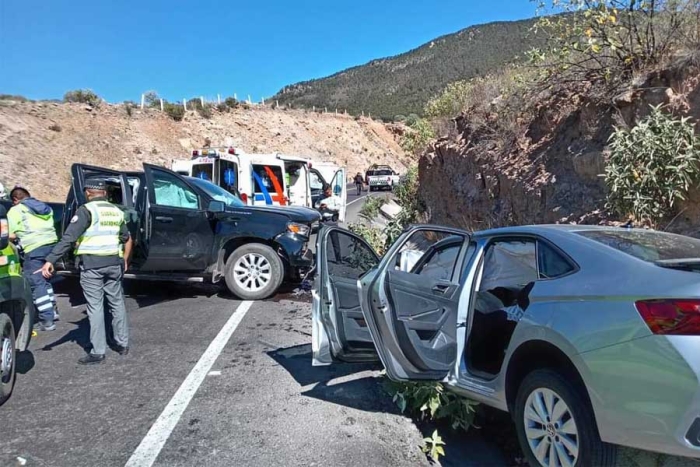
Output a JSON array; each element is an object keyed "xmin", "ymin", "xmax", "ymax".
[{"xmin": 0, "ymin": 192, "xmax": 506, "ymax": 467}]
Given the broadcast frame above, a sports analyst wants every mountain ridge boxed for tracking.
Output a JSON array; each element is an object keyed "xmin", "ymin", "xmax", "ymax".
[{"xmin": 273, "ymin": 16, "xmax": 543, "ymax": 118}]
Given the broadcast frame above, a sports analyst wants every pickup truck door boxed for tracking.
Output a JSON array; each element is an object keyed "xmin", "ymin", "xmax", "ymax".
[
  {"xmin": 69, "ymin": 163, "xmax": 137, "ymax": 243},
  {"xmin": 329, "ymin": 169, "xmax": 347, "ymax": 222},
  {"xmin": 140, "ymin": 164, "xmax": 215, "ymax": 272}
]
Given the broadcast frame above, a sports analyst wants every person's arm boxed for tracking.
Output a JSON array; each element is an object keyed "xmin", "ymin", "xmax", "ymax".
[
  {"xmin": 119, "ymin": 222, "xmax": 132, "ymax": 271},
  {"xmin": 7, "ymin": 207, "xmax": 20, "ymax": 241},
  {"xmin": 41, "ymin": 207, "xmax": 90, "ymax": 277}
]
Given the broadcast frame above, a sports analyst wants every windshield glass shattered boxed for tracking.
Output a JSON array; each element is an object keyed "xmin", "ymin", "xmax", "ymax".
[{"xmin": 188, "ymin": 177, "xmax": 244, "ymax": 207}]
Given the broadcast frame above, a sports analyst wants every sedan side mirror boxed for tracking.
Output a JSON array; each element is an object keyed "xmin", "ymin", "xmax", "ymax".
[{"xmin": 208, "ymin": 200, "xmax": 226, "ymax": 213}]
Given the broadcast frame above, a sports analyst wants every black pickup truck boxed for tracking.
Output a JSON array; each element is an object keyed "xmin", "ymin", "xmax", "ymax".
[{"xmin": 6, "ymin": 163, "xmax": 321, "ymax": 300}]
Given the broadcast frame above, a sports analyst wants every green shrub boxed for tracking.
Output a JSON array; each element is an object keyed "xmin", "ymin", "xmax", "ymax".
[
  {"xmin": 216, "ymin": 103, "xmax": 228, "ymax": 113},
  {"xmin": 348, "ymin": 223, "xmax": 386, "ymax": 254},
  {"xmin": 224, "ymin": 96, "xmax": 239, "ymax": 108},
  {"xmin": 164, "ymin": 103, "xmax": 185, "ymax": 122},
  {"xmin": 384, "ymin": 379, "xmax": 478, "ymax": 462},
  {"xmin": 359, "ymin": 196, "xmax": 388, "ymax": 220},
  {"xmin": 63, "ymin": 89, "xmax": 101, "ymax": 107},
  {"xmin": 143, "ymin": 91, "xmax": 160, "ymax": 108},
  {"xmin": 400, "ymin": 119, "xmax": 436, "ymax": 154},
  {"xmin": 124, "ymin": 101, "xmax": 134, "ymax": 117},
  {"xmin": 197, "ymin": 103, "xmax": 213, "ymax": 119},
  {"xmin": 606, "ymin": 105, "xmax": 700, "ymax": 226},
  {"xmin": 0, "ymin": 94, "xmax": 29, "ymax": 102}
]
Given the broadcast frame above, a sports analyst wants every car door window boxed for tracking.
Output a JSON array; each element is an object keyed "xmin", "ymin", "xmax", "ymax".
[
  {"xmin": 537, "ymin": 241, "xmax": 576, "ymax": 279},
  {"xmin": 153, "ymin": 170, "xmax": 199, "ymax": 209},
  {"xmin": 395, "ymin": 230, "xmax": 465, "ymax": 277},
  {"xmin": 480, "ymin": 240, "xmax": 538, "ymax": 292},
  {"xmin": 413, "ymin": 243, "xmax": 462, "ymax": 280},
  {"xmin": 326, "ymin": 230, "xmax": 378, "ymax": 280},
  {"xmin": 310, "ymin": 171, "xmax": 324, "ymax": 190}
]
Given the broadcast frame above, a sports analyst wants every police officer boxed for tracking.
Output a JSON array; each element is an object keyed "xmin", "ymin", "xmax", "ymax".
[
  {"xmin": 38, "ymin": 178, "xmax": 133, "ymax": 365},
  {"xmin": 7, "ymin": 187, "xmax": 59, "ymax": 331}
]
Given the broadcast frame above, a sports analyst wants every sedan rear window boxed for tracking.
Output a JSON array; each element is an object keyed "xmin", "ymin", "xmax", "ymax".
[{"xmin": 577, "ymin": 230, "xmax": 700, "ymax": 262}]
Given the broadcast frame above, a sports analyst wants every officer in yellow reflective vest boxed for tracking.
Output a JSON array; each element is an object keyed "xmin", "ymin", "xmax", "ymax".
[
  {"xmin": 7, "ymin": 187, "xmax": 59, "ymax": 331},
  {"xmin": 39, "ymin": 178, "xmax": 133, "ymax": 365}
]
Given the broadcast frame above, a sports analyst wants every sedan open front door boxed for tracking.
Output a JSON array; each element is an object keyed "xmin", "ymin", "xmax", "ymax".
[{"xmin": 313, "ymin": 226, "xmax": 380, "ymax": 365}]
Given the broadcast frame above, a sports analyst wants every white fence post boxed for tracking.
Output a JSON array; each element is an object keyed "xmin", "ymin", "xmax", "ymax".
[
  {"xmin": 140, "ymin": 94, "xmax": 145, "ymax": 109},
  {"xmin": 183, "ymin": 99, "xmax": 187, "ymax": 111},
  {"xmin": 247, "ymin": 95, "xmax": 252, "ymax": 104},
  {"xmin": 200, "ymin": 96, "xmax": 204, "ymax": 107},
  {"xmin": 234, "ymin": 93, "xmax": 238, "ymax": 100},
  {"xmin": 160, "ymin": 99, "xmax": 164, "ymax": 111},
  {"xmin": 324, "ymin": 107, "xmax": 327, "ymax": 113},
  {"xmin": 262, "ymin": 97, "xmax": 265, "ymax": 105},
  {"xmin": 312, "ymin": 105, "xmax": 315, "ymax": 112},
  {"xmin": 276, "ymin": 100, "xmax": 279, "ymax": 109},
  {"xmin": 217, "ymin": 94, "xmax": 221, "ymax": 104}
]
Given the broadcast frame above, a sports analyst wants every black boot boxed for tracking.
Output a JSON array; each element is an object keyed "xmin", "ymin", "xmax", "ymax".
[
  {"xmin": 114, "ymin": 345, "xmax": 129, "ymax": 356},
  {"xmin": 78, "ymin": 354, "xmax": 105, "ymax": 365}
]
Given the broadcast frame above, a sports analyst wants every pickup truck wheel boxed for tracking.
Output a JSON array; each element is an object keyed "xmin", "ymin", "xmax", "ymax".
[
  {"xmin": 225, "ymin": 244, "xmax": 284, "ymax": 300},
  {"xmin": 0, "ymin": 313, "xmax": 16, "ymax": 405}
]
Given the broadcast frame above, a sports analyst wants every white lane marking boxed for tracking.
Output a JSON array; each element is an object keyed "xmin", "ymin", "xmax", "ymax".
[
  {"xmin": 125, "ymin": 300, "xmax": 254, "ymax": 467},
  {"xmin": 348, "ymin": 194, "xmax": 370, "ymax": 206},
  {"xmin": 208, "ymin": 370, "xmax": 221, "ymax": 376}
]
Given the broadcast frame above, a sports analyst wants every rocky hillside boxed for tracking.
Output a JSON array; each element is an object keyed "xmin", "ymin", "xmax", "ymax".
[
  {"xmin": 0, "ymin": 101, "xmax": 411, "ymax": 201},
  {"xmin": 273, "ymin": 17, "xmax": 542, "ymax": 119},
  {"xmin": 419, "ymin": 63, "xmax": 700, "ymax": 234}
]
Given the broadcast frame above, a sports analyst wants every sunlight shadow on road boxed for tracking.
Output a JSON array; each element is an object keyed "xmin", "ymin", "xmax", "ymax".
[
  {"xmin": 267, "ymin": 343, "xmax": 399, "ymax": 414},
  {"xmin": 267, "ymin": 343, "xmax": 380, "ymax": 387}
]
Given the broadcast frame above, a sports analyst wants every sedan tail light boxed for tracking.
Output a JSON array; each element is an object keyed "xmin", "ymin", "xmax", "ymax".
[
  {"xmin": 240, "ymin": 193, "xmax": 248, "ymax": 203},
  {"xmin": 635, "ymin": 299, "xmax": 700, "ymax": 335}
]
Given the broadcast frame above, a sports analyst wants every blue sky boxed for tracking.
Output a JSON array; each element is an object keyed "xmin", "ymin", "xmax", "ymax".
[{"xmin": 0, "ymin": 0, "xmax": 535, "ymax": 103}]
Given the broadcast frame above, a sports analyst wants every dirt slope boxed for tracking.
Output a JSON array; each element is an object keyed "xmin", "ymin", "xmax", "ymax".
[
  {"xmin": 419, "ymin": 64, "xmax": 700, "ymax": 234},
  {"xmin": 0, "ymin": 101, "xmax": 410, "ymax": 201}
]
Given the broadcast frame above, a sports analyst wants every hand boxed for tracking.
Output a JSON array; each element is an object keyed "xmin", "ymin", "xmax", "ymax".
[
  {"xmin": 35, "ymin": 262, "xmax": 55, "ymax": 279},
  {"xmin": 124, "ymin": 259, "xmax": 129, "ymax": 272}
]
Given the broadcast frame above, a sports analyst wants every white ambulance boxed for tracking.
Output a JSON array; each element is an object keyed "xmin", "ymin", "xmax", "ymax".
[{"xmin": 171, "ymin": 148, "xmax": 348, "ymax": 221}]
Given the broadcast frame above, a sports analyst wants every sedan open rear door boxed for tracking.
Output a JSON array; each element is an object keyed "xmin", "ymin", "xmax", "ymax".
[
  {"xmin": 359, "ymin": 225, "xmax": 471, "ymax": 381},
  {"xmin": 312, "ymin": 226, "xmax": 380, "ymax": 365}
]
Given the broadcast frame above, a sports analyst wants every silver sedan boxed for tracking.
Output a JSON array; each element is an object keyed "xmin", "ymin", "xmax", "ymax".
[{"xmin": 312, "ymin": 224, "xmax": 700, "ymax": 467}]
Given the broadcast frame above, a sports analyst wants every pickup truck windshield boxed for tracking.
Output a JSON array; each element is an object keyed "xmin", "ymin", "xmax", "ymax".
[{"xmin": 188, "ymin": 177, "xmax": 245, "ymax": 207}]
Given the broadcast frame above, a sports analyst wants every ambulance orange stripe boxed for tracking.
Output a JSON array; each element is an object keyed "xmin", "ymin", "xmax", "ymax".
[{"xmin": 264, "ymin": 166, "xmax": 286, "ymax": 206}]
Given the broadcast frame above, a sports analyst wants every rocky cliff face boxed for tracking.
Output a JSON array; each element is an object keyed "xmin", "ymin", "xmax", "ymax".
[
  {"xmin": 0, "ymin": 101, "xmax": 410, "ymax": 201},
  {"xmin": 419, "ymin": 64, "xmax": 700, "ymax": 234}
]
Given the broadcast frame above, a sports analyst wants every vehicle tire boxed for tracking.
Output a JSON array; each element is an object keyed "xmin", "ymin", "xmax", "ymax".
[
  {"xmin": 224, "ymin": 243, "xmax": 284, "ymax": 300},
  {"xmin": 0, "ymin": 313, "xmax": 16, "ymax": 406},
  {"xmin": 514, "ymin": 369, "xmax": 616, "ymax": 467}
]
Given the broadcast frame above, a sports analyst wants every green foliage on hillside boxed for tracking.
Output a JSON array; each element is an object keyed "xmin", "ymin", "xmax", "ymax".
[
  {"xmin": 606, "ymin": 105, "xmax": 700, "ymax": 226},
  {"xmin": 272, "ymin": 18, "xmax": 543, "ymax": 119}
]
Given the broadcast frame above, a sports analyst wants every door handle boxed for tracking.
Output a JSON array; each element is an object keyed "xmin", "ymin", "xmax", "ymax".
[
  {"xmin": 155, "ymin": 216, "xmax": 173, "ymax": 223},
  {"xmin": 431, "ymin": 284, "xmax": 450, "ymax": 294}
]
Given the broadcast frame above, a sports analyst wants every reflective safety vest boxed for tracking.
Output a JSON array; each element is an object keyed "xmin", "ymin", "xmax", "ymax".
[
  {"xmin": 7, "ymin": 203, "xmax": 58, "ymax": 253},
  {"xmin": 0, "ymin": 244, "xmax": 22, "ymax": 278},
  {"xmin": 75, "ymin": 201, "xmax": 124, "ymax": 257}
]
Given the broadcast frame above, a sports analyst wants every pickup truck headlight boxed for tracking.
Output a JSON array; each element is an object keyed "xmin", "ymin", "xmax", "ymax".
[{"xmin": 287, "ymin": 222, "xmax": 310, "ymax": 237}]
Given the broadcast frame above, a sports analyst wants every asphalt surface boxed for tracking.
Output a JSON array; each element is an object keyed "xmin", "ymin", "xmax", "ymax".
[{"xmin": 0, "ymin": 188, "xmax": 508, "ymax": 467}]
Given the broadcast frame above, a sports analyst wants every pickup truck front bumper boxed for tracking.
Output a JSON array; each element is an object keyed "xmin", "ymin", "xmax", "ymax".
[{"xmin": 275, "ymin": 232, "xmax": 314, "ymax": 271}]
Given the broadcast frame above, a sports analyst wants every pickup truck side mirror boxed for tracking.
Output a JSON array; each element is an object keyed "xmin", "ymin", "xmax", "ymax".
[{"xmin": 208, "ymin": 200, "xmax": 226, "ymax": 213}]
